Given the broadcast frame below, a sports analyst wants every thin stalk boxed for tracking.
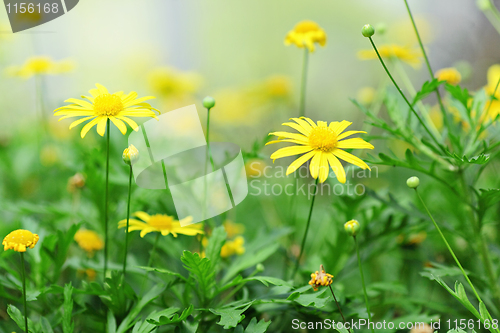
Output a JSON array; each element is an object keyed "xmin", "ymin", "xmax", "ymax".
[
  {"xmin": 354, "ymin": 237, "xmax": 375, "ymax": 333},
  {"xmin": 141, "ymin": 233, "xmax": 161, "ymax": 293},
  {"xmin": 403, "ymin": 0, "xmax": 449, "ymax": 128},
  {"xmin": 201, "ymin": 106, "xmax": 214, "ymax": 251},
  {"xmin": 368, "ymin": 37, "xmax": 444, "ymax": 153},
  {"xmin": 104, "ymin": 119, "xmax": 110, "ymax": 277},
  {"xmin": 122, "ymin": 165, "xmax": 133, "ymax": 277},
  {"xmin": 299, "ymin": 47, "xmax": 309, "ymax": 117},
  {"xmin": 292, "ymin": 177, "xmax": 319, "ymax": 278},
  {"xmin": 415, "ymin": 189, "xmax": 500, "ymax": 333},
  {"xmin": 20, "ymin": 252, "xmax": 28, "ymax": 333},
  {"xmin": 328, "ymin": 285, "xmax": 352, "ymax": 333}
]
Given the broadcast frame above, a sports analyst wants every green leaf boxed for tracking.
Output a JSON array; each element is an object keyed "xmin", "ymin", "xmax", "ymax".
[
  {"xmin": 479, "ymin": 301, "xmax": 490, "ymax": 321},
  {"xmin": 242, "ymin": 317, "xmax": 271, "ymax": 333},
  {"xmin": 244, "ymin": 276, "xmax": 292, "ymax": 287},
  {"xmin": 147, "ymin": 305, "xmax": 193, "ymax": 326},
  {"xmin": 63, "ymin": 283, "xmax": 74, "ymax": 333},
  {"xmin": 413, "ymin": 79, "xmax": 445, "ymax": 105},
  {"xmin": 210, "ymin": 302, "xmax": 253, "ymax": 329},
  {"xmin": 137, "ymin": 266, "xmax": 188, "ymax": 282},
  {"xmin": 205, "ymin": 226, "xmax": 227, "ymax": 272},
  {"xmin": 476, "ymin": 188, "xmax": 500, "ymax": 209},
  {"xmin": 7, "ymin": 304, "xmax": 35, "ymax": 333},
  {"xmin": 446, "ymin": 151, "xmax": 490, "ymax": 165},
  {"xmin": 181, "ymin": 251, "xmax": 215, "ymax": 300},
  {"xmin": 446, "ymin": 83, "xmax": 470, "ymax": 109},
  {"xmin": 334, "ymin": 327, "xmax": 349, "ymax": 333},
  {"xmin": 107, "ymin": 310, "xmax": 116, "ymax": 333},
  {"xmin": 287, "ymin": 287, "xmax": 330, "ymax": 308},
  {"xmin": 40, "ymin": 317, "xmax": 55, "ymax": 333},
  {"xmin": 131, "ymin": 320, "xmax": 156, "ymax": 333},
  {"xmin": 116, "ymin": 284, "xmax": 166, "ymax": 333}
]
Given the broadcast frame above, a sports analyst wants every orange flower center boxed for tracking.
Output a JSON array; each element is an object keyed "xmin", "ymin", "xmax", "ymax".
[
  {"xmin": 94, "ymin": 93, "xmax": 123, "ymax": 116},
  {"xmin": 308, "ymin": 127, "xmax": 337, "ymax": 152},
  {"xmin": 148, "ymin": 215, "xmax": 174, "ymax": 230}
]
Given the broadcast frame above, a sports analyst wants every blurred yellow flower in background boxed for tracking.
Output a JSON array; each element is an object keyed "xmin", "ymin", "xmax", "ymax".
[
  {"xmin": 40, "ymin": 144, "xmax": 60, "ymax": 166},
  {"xmin": 3, "ymin": 229, "xmax": 39, "ymax": 252},
  {"xmin": 54, "ymin": 83, "xmax": 159, "ymax": 138},
  {"xmin": 259, "ymin": 75, "xmax": 293, "ymax": 99},
  {"xmin": 481, "ymin": 64, "xmax": 500, "ymax": 122},
  {"xmin": 435, "ymin": 67, "xmax": 461, "ymax": 85},
  {"xmin": 223, "ymin": 220, "xmax": 245, "ymax": 239},
  {"xmin": 268, "ymin": 117, "xmax": 374, "ymax": 183},
  {"xmin": 284, "ymin": 20, "xmax": 327, "ymax": 52},
  {"xmin": 358, "ymin": 44, "xmax": 422, "ymax": 68},
  {"xmin": 220, "ymin": 236, "xmax": 245, "ymax": 257},
  {"xmin": 67, "ymin": 173, "xmax": 85, "ymax": 193},
  {"xmin": 357, "ymin": 87, "xmax": 377, "ymax": 105},
  {"xmin": 245, "ymin": 159, "xmax": 267, "ymax": 177},
  {"xmin": 118, "ymin": 212, "xmax": 202, "ymax": 238},
  {"xmin": 148, "ymin": 67, "xmax": 202, "ymax": 99},
  {"xmin": 6, "ymin": 56, "xmax": 74, "ymax": 78},
  {"xmin": 74, "ymin": 230, "xmax": 103, "ymax": 256}
]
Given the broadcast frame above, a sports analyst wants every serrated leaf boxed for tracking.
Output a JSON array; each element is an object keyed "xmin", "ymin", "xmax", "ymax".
[
  {"xmin": 446, "ymin": 151, "xmax": 490, "ymax": 165},
  {"xmin": 413, "ymin": 79, "xmax": 445, "ymax": 105},
  {"xmin": 181, "ymin": 251, "xmax": 215, "ymax": 300},
  {"xmin": 210, "ymin": 302, "xmax": 253, "ymax": 329},
  {"xmin": 137, "ymin": 266, "xmax": 187, "ymax": 282},
  {"xmin": 446, "ymin": 83, "xmax": 470, "ymax": 109},
  {"xmin": 243, "ymin": 317, "xmax": 271, "ymax": 333},
  {"xmin": 205, "ymin": 226, "xmax": 227, "ymax": 272},
  {"xmin": 287, "ymin": 287, "xmax": 330, "ymax": 308},
  {"xmin": 63, "ymin": 283, "xmax": 74, "ymax": 333},
  {"xmin": 147, "ymin": 305, "xmax": 193, "ymax": 326}
]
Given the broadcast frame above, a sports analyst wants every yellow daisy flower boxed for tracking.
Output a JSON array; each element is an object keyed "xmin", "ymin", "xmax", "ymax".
[
  {"xmin": 6, "ymin": 56, "xmax": 74, "ymax": 78},
  {"xmin": 74, "ymin": 230, "xmax": 104, "ymax": 256},
  {"xmin": 284, "ymin": 20, "xmax": 327, "ymax": 52},
  {"xmin": 267, "ymin": 117, "xmax": 374, "ymax": 183},
  {"xmin": 223, "ymin": 220, "xmax": 245, "ymax": 239},
  {"xmin": 3, "ymin": 229, "xmax": 39, "ymax": 252},
  {"xmin": 435, "ymin": 67, "xmax": 461, "ymax": 85},
  {"xmin": 53, "ymin": 83, "xmax": 159, "ymax": 138},
  {"xmin": 357, "ymin": 44, "xmax": 422, "ymax": 68},
  {"xmin": 220, "ymin": 236, "xmax": 245, "ymax": 258},
  {"xmin": 118, "ymin": 212, "xmax": 202, "ymax": 238}
]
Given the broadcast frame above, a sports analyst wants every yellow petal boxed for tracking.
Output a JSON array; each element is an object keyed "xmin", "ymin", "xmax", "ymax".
[
  {"xmin": 69, "ymin": 116, "xmax": 95, "ymax": 129},
  {"xmin": 333, "ymin": 149, "xmax": 370, "ymax": 170},
  {"xmin": 286, "ymin": 151, "xmax": 316, "ymax": 175},
  {"xmin": 318, "ymin": 152, "xmax": 329, "ymax": 183},
  {"xmin": 133, "ymin": 211, "xmax": 151, "ymax": 222},
  {"xmin": 329, "ymin": 120, "xmax": 352, "ymax": 135},
  {"xmin": 270, "ymin": 145, "xmax": 313, "ymax": 160},
  {"xmin": 80, "ymin": 117, "xmax": 101, "ymax": 138},
  {"xmin": 109, "ymin": 116, "xmax": 127, "ymax": 135},
  {"xmin": 95, "ymin": 83, "xmax": 109, "ymax": 95},
  {"xmin": 309, "ymin": 151, "xmax": 322, "ymax": 179},
  {"xmin": 336, "ymin": 130, "xmax": 367, "ymax": 141},
  {"xmin": 300, "ymin": 117, "xmax": 317, "ymax": 128},
  {"xmin": 64, "ymin": 98, "xmax": 94, "ymax": 109},
  {"xmin": 269, "ymin": 131, "xmax": 308, "ymax": 143},
  {"xmin": 282, "ymin": 122, "xmax": 311, "ymax": 136},
  {"xmin": 337, "ymin": 138, "xmax": 374, "ymax": 149},
  {"xmin": 266, "ymin": 139, "xmax": 308, "ymax": 146},
  {"xmin": 326, "ymin": 154, "xmax": 346, "ymax": 183},
  {"xmin": 96, "ymin": 117, "xmax": 108, "ymax": 136},
  {"xmin": 116, "ymin": 116, "xmax": 139, "ymax": 131}
]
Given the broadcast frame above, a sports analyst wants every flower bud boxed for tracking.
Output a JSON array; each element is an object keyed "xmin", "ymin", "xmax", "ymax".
[
  {"xmin": 344, "ymin": 219, "xmax": 360, "ymax": 236},
  {"xmin": 123, "ymin": 144, "xmax": 139, "ymax": 165},
  {"xmin": 203, "ymin": 96, "xmax": 216, "ymax": 109},
  {"xmin": 406, "ymin": 176, "xmax": 420, "ymax": 189},
  {"xmin": 256, "ymin": 263, "xmax": 265, "ymax": 272},
  {"xmin": 361, "ymin": 24, "xmax": 375, "ymax": 38}
]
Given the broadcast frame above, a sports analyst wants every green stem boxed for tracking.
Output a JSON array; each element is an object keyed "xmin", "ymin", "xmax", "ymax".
[
  {"xmin": 368, "ymin": 37, "xmax": 444, "ymax": 153},
  {"xmin": 328, "ymin": 285, "xmax": 352, "ymax": 333},
  {"xmin": 20, "ymin": 252, "xmax": 28, "ymax": 333},
  {"xmin": 122, "ymin": 165, "xmax": 133, "ymax": 277},
  {"xmin": 104, "ymin": 119, "xmax": 110, "ymax": 277},
  {"xmin": 293, "ymin": 177, "xmax": 319, "ymax": 278},
  {"xmin": 354, "ymin": 237, "xmax": 375, "ymax": 333},
  {"xmin": 403, "ymin": 0, "xmax": 449, "ymax": 128},
  {"xmin": 299, "ymin": 47, "xmax": 309, "ymax": 117},
  {"xmin": 141, "ymin": 233, "xmax": 161, "ymax": 294},
  {"xmin": 414, "ymin": 189, "xmax": 500, "ymax": 333}
]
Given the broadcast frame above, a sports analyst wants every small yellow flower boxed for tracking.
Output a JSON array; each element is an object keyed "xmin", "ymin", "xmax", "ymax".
[
  {"xmin": 435, "ymin": 67, "xmax": 461, "ymax": 85},
  {"xmin": 262, "ymin": 75, "xmax": 293, "ymax": 98},
  {"xmin": 308, "ymin": 265, "xmax": 333, "ymax": 291},
  {"xmin": 118, "ymin": 212, "xmax": 202, "ymax": 238},
  {"xmin": 223, "ymin": 220, "xmax": 245, "ymax": 239},
  {"xmin": 123, "ymin": 144, "xmax": 139, "ymax": 165},
  {"xmin": 3, "ymin": 229, "xmax": 39, "ymax": 252},
  {"xmin": 245, "ymin": 159, "xmax": 267, "ymax": 178},
  {"xmin": 357, "ymin": 44, "xmax": 421, "ymax": 68},
  {"xmin": 54, "ymin": 83, "xmax": 159, "ymax": 138},
  {"xmin": 220, "ymin": 236, "xmax": 245, "ymax": 258},
  {"xmin": 6, "ymin": 56, "xmax": 74, "ymax": 79},
  {"xmin": 267, "ymin": 117, "xmax": 374, "ymax": 183},
  {"xmin": 77, "ymin": 268, "xmax": 97, "ymax": 281},
  {"xmin": 67, "ymin": 173, "xmax": 85, "ymax": 193},
  {"xmin": 284, "ymin": 20, "xmax": 327, "ymax": 52},
  {"xmin": 148, "ymin": 67, "xmax": 202, "ymax": 98},
  {"xmin": 74, "ymin": 230, "xmax": 104, "ymax": 256}
]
